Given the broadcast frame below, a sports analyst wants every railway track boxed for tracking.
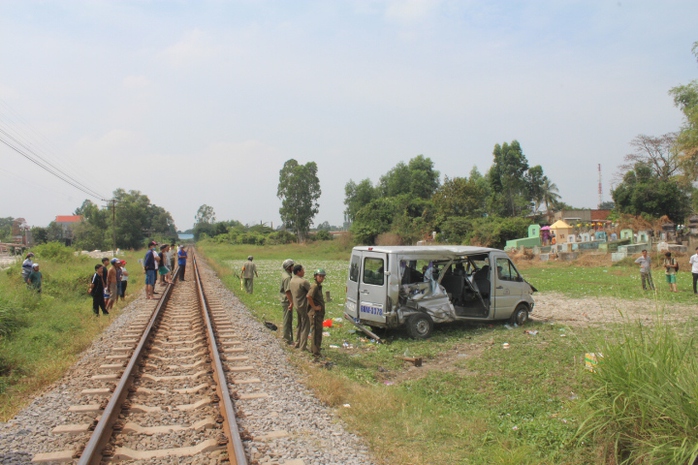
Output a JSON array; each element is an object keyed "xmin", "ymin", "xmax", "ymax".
[{"xmin": 32, "ymin": 251, "xmax": 250, "ymax": 464}]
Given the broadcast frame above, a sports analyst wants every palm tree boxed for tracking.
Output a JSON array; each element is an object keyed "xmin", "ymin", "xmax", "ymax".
[{"xmin": 541, "ymin": 177, "xmax": 561, "ymax": 222}]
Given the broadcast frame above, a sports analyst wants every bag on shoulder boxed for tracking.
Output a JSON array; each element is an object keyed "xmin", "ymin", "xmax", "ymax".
[{"xmin": 675, "ymin": 259, "xmax": 679, "ymax": 272}]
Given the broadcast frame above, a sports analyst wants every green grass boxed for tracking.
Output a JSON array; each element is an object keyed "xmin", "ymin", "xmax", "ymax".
[
  {"xmin": 197, "ymin": 240, "xmax": 609, "ymax": 464},
  {"xmin": 519, "ymin": 259, "xmax": 698, "ymax": 304},
  {"xmin": 0, "ymin": 247, "xmax": 145, "ymax": 419}
]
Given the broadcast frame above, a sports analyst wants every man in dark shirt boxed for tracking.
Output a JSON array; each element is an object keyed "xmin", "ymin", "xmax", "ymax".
[{"xmin": 89, "ymin": 264, "xmax": 109, "ymax": 316}]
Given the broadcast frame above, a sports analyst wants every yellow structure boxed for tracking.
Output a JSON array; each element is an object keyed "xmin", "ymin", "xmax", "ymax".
[{"xmin": 549, "ymin": 220, "xmax": 573, "ymax": 243}]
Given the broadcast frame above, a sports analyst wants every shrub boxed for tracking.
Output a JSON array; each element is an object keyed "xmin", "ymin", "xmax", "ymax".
[
  {"xmin": 31, "ymin": 242, "xmax": 74, "ymax": 261},
  {"xmin": 315, "ymin": 230, "xmax": 333, "ymax": 241}
]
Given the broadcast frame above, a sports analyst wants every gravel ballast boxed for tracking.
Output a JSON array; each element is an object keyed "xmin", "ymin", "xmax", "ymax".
[{"xmin": 0, "ymin": 258, "xmax": 376, "ymax": 465}]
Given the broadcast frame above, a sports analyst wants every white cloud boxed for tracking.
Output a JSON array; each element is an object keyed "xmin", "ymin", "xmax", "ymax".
[{"xmin": 161, "ymin": 29, "xmax": 216, "ymax": 67}]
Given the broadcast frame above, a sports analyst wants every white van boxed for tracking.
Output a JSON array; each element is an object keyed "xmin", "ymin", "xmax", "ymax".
[{"xmin": 344, "ymin": 245, "xmax": 536, "ymax": 339}]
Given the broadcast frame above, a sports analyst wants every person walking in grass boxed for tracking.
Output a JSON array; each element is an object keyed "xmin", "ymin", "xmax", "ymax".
[
  {"xmin": 664, "ymin": 251, "xmax": 678, "ymax": 293},
  {"xmin": 307, "ymin": 268, "xmax": 327, "ymax": 357},
  {"xmin": 635, "ymin": 249, "xmax": 654, "ymax": 291},
  {"xmin": 89, "ymin": 263, "xmax": 109, "ymax": 316},
  {"xmin": 690, "ymin": 247, "xmax": 698, "ymax": 294},
  {"xmin": 241, "ymin": 256, "xmax": 258, "ymax": 294},
  {"xmin": 26, "ymin": 263, "xmax": 42, "ymax": 294},
  {"xmin": 290, "ymin": 264, "xmax": 311, "ymax": 352},
  {"xmin": 21, "ymin": 252, "xmax": 34, "ymax": 282},
  {"xmin": 279, "ymin": 259, "xmax": 295, "ymax": 345}
]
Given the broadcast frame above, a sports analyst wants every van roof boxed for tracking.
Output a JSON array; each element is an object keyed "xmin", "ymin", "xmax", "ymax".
[{"xmin": 352, "ymin": 245, "xmax": 499, "ymax": 255}]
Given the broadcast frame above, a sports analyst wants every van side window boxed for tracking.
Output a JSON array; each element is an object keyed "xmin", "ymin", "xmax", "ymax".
[
  {"xmin": 349, "ymin": 255, "xmax": 361, "ymax": 282},
  {"xmin": 496, "ymin": 258, "xmax": 519, "ymax": 281},
  {"xmin": 363, "ymin": 257, "xmax": 385, "ymax": 286}
]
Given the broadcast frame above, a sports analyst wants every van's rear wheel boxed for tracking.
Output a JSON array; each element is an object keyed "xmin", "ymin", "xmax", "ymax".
[
  {"xmin": 509, "ymin": 304, "xmax": 529, "ymax": 326},
  {"xmin": 407, "ymin": 313, "xmax": 433, "ymax": 339}
]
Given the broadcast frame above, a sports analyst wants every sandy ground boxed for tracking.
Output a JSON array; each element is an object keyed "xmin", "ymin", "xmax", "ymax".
[{"xmin": 531, "ymin": 291, "xmax": 696, "ymax": 326}]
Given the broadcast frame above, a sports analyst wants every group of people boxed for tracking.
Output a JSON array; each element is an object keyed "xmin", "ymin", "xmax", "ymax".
[
  {"xmin": 279, "ymin": 259, "xmax": 327, "ymax": 357},
  {"xmin": 634, "ymin": 249, "xmax": 696, "ymax": 293},
  {"xmin": 143, "ymin": 241, "xmax": 187, "ymax": 300},
  {"xmin": 21, "ymin": 252, "xmax": 42, "ymax": 294},
  {"xmin": 88, "ymin": 257, "xmax": 130, "ymax": 316}
]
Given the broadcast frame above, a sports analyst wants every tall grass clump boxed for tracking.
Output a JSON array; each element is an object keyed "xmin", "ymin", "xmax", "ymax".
[{"xmin": 578, "ymin": 319, "xmax": 698, "ymax": 464}]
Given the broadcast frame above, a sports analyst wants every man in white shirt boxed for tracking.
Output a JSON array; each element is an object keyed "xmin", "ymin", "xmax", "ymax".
[
  {"xmin": 690, "ymin": 247, "xmax": 698, "ymax": 294},
  {"xmin": 634, "ymin": 249, "xmax": 654, "ymax": 291}
]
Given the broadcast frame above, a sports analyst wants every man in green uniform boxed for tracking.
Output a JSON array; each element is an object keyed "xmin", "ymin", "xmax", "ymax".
[
  {"xmin": 241, "ymin": 256, "xmax": 258, "ymax": 294},
  {"xmin": 307, "ymin": 268, "xmax": 326, "ymax": 357},
  {"xmin": 279, "ymin": 259, "xmax": 295, "ymax": 345},
  {"xmin": 290, "ymin": 264, "xmax": 311, "ymax": 351}
]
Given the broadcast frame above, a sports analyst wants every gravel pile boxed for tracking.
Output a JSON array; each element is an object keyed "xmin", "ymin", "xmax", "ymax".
[{"xmin": 0, "ymin": 257, "xmax": 376, "ymax": 465}]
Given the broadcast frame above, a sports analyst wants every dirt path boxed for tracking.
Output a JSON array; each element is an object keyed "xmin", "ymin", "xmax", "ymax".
[{"xmin": 532, "ymin": 291, "xmax": 696, "ymax": 326}]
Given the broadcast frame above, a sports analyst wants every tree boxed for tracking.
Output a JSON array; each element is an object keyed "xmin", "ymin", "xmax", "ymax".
[
  {"xmin": 277, "ymin": 159, "xmax": 321, "ymax": 242},
  {"xmin": 619, "ymin": 133, "xmax": 679, "ymax": 181},
  {"xmin": 487, "ymin": 141, "xmax": 531, "ymax": 217},
  {"xmin": 612, "ymin": 162, "xmax": 691, "ymax": 222},
  {"xmin": 669, "ymin": 42, "xmax": 698, "ymax": 180},
  {"xmin": 378, "ymin": 155, "xmax": 440, "ymax": 199},
  {"xmin": 432, "ymin": 171, "xmax": 488, "ymax": 221},
  {"xmin": 344, "ymin": 179, "xmax": 376, "ymax": 223},
  {"xmin": 195, "ymin": 204, "xmax": 216, "ymax": 225},
  {"xmin": 540, "ymin": 176, "xmax": 561, "ymax": 221},
  {"xmin": 598, "ymin": 201, "xmax": 615, "ymax": 210}
]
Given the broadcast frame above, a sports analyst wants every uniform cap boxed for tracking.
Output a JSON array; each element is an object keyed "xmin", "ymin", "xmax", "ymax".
[
  {"xmin": 314, "ymin": 268, "xmax": 326, "ymax": 276},
  {"xmin": 247, "ymin": 256, "xmax": 253, "ymax": 260},
  {"xmin": 282, "ymin": 259, "xmax": 294, "ymax": 270}
]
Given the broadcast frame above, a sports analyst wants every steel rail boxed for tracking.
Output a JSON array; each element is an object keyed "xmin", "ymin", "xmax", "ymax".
[
  {"xmin": 77, "ymin": 263, "xmax": 179, "ymax": 465},
  {"xmin": 192, "ymin": 251, "xmax": 248, "ymax": 465}
]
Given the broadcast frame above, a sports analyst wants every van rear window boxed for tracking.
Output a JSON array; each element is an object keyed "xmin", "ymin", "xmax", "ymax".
[
  {"xmin": 363, "ymin": 257, "xmax": 384, "ymax": 286},
  {"xmin": 349, "ymin": 255, "xmax": 361, "ymax": 282}
]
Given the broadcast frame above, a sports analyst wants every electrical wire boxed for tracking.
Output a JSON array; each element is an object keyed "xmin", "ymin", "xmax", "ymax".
[
  {"xmin": 0, "ymin": 99, "xmax": 109, "ymax": 202},
  {"xmin": 0, "ymin": 130, "xmax": 108, "ymax": 201}
]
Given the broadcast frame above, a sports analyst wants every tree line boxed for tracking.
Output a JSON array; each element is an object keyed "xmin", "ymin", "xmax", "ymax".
[{"xmin": 611, "ymin": 42, "xmax": 698, "ymax": 222}]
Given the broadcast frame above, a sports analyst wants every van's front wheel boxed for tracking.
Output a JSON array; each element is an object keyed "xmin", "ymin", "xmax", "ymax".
[
  {"xmin": 509, "ymin": 304, "xmax": 529, "ymax": 326},
  {"xmin": 407, "ymin": 313, "xmax": 433, "ymax": 339}
]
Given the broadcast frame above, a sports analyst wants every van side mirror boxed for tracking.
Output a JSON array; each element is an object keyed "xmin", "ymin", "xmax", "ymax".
[{"xmin": 516, "ymin": 276, "xmax": 523, "ymax": 282}]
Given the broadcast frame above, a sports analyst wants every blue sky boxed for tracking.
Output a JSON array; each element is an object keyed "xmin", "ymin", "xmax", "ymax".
[{"xmin": 1, "ymin": 1, "xmax": 696, "ymax": 232}]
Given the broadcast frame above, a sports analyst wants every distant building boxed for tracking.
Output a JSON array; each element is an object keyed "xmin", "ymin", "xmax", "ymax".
[
  {"xmin": 553, "ymin": 209, "xmax": 611, "ymax": 223},
  {"xmin": 11, "ymin": 218, "xmax": 31, "ymax": 246},
  {"xmin": 55, "ymin": 215, "xmax": 83, "ymax": 246}
]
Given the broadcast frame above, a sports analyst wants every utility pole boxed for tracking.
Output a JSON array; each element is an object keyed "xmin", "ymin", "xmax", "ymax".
[
  {"xmin": 111, "ymin": 199, "xmax": 116, "ymax": 257},
  {"xmin": 598, "ymin": 164, "xmax": 603, "ymax": 208}
]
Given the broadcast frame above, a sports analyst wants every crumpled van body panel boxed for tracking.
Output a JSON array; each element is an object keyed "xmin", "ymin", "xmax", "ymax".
[{"xmin": 344, "ymin": 245, "xmax": 535, "ymax": 338}]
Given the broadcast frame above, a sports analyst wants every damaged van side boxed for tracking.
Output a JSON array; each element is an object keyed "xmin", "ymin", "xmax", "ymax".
[{"xmin": 344, "ymin": 245, "xmax": 536, "ymax": 339}]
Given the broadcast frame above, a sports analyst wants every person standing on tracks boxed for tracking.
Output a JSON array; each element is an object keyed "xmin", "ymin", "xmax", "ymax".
[
  {"xmin": 89, "ymin": 263, "xmax": 108, "ymax": 316},
  {"xmin": 178, "ymin": 245, "xmax": 188, "ymax": 281},
  {"xmin": 307, "ymin": 268, "xmax": 326, "ymax": 357},
  {"xmin": 279, "ymin": 259, "xmax": 295, "ymax": 345},
  {"xmin": 290, "ymin": 264, "xmax": 311, "ymax": 351},
  {"xmin": 241, "ymin": 256, "xmax": 258, "ymax": 294},
  {"xmin": 169, "ymin": 242, "xmax": 176, "ymax": 281},
  {"xmin": 143, "ymin": 241, "xmax": 158, "ymax": 300},
  {"xmin": 21, "ymin": 252, "xmax": 34, "ymax": 282},
  {"xmin": 159, "ymin": 244, "xmax": 173, "ymax": 285}
]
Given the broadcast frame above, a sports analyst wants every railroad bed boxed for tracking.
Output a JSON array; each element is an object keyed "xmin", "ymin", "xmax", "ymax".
[{"xmin": 0, "ymin": 252, "xmax": 374, "ymax": 465}]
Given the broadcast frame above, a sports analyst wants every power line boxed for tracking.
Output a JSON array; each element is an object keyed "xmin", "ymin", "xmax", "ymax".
[
  {"xmin": 0, "ymin": 99, "xmax": 108, "ymax": 201},
  {"xmin": 0, "ymin": 132, "xmax": 107, "ymax": 201}
]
